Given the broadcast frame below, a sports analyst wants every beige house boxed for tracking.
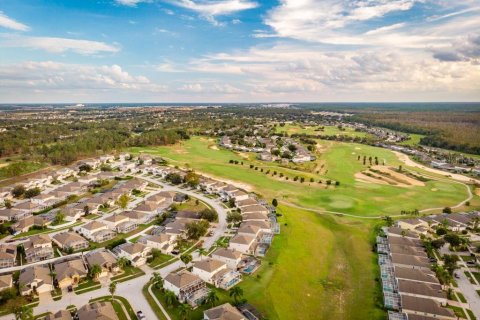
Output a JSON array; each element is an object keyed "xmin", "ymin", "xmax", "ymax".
[
  {"xmin": 54, "ymin": 258, "xmax": 88, "ymax": 288},
  {"xmin": 204, "ymin": 303, "xmax": 245, "ymax": 320},
  {"xmin": 211, "ymin": 248, "xmax": 243, "ymax": 270},
  {"xmin": 0, "ymin": 244, "xmax": 17, "ymax": 269},
  {"xmin": 113, "ymin": 243, "xmax": 151, "ymax": 267},
  {"xmin": 53, "ymin": 232, "xmax": 89, "ymax": 251},
  {"xmin": 78, "ymin": 301, "xmax": 119, "ymax": 320},
  {"xmin": 138, "ymin": 234, "xmax": 174, "ymax": 254},
  {"xmin": 229, "ymin": 234, "xmax": 257, "ymax": 255},
  {"xmin": 164, "ymin": 270, "xmax": 209, "ymax": 306},
  {"xmin": 0, "ymin": 274, "xmax": 13, "ymax": 291},
  {"xmin": 45, "ymin": 310, "xmax": 73, "ymax": 320},
  {"xmin": 24, "ymin": 234, "xmax": 54, "ymax": 264},
  {"xmin": 85, "ymin": 250, "xmax": 119, "ymax": 278},
  {"xmin": 19, "ymin": 265, "xmax": 53, "ymax": 296}
]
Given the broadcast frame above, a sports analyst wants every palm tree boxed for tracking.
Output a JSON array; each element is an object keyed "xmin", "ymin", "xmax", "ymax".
[
  {"xmin": 205, "ymin": 290, "xmax": 219, "ymax": 307},
  {"xmin": 180, "ymin": 253, "xmax": 192, "ymax": 268},
  {"xmin": 150, "ymin": 272, "xmax": 164, "ymax": 290},
  {"xmin": 109, "ymin": 281, "xmax": 117, "ymax": 300},
  {"xmin": 117, "ymin": 257, "xmax": 129, "ymax": 270},
  {"xmin": 14, "ymin": 305, "xmax": 33, "ymax": 320},
  {"xmin": 164, "ymin": 290, "xmax": 177, "ymax": 308},
  {"xmin": 178, "ymin": 303, "xmax": 191, "ymax": 320},
  {"xmin": 197, "ymin": 248, "xmax": 207, "ymax": 260},
  {"xmin": 229, "ymin": 286, "xmax": 244, "ymax": 304},
  {"xmin": 89, "ymin": 264, "xmax": 102, "ymax": 280}
]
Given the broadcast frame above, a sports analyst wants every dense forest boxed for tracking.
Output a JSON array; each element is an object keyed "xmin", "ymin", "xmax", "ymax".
[
  {"xmin": 0, "ymin": 118, "xmax": 188, "ymax": 165},
  {"xmin": 353, "ymin": 111, "xmax": 480, "ymax": 155}
]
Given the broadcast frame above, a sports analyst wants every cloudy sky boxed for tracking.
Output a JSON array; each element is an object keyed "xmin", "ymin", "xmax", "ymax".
[{"xmin": 0, "ymin": 0, "xmax": 479, "ymax": 103}]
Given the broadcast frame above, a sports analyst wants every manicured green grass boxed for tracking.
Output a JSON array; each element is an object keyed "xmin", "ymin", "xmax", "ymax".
[
  {"xmin": 176, "ymin": 197, "xmax": 210, "ymax": 212},
  {"xmin": 111, "ymin": 266, "xmax": 145, "ymax": 282},
  {"xmin": 148, "ymin": 253, "xmax": 174, "ymax": 268},
  {"xmin": 275, "ymin": 124, "xmax": 368, "ymax": 138},
  {"xmin": 128, "ymin": 137, "xmax": 469, "ymax": 217},
  {"xmin": 456, "ymin": 291, "xmax": 467, "ymax": 303},
  {"xmin": 467, "ymin": 309, "xmax": 477, "ymax": 320},
  {"xmin": 399, "ymin": 133, "xmax": 425, "ymax": 146},
  {"xmin": 74, "ymin": 279, "xmax": 101, "ymax": 294},
  {"xmin": 448, "ymin": 305, "xmax": 467, "ymax": 319}
]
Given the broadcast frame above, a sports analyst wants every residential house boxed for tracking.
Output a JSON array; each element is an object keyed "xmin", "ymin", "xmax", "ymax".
[
  {"xmin": 45, "ymin": 310, "xmax": 73, "ymax": 320},
  {"xmin": 164, "ymin": 219, "xmax": 188, "ymax": 237},
  {"xmin": 113, "ymin": 243, "xmax": 151, "ymax": 267},
  {"xmin": 400, "ymin": 295, "xmax": 455, "ymax": 320},
  {"xmin": 0, "ymin": 274, "xmax": 13, "ymax": 291},
  {"xmin": 85, "ymin": 250, "xmax": 119, "ymax": 278},
  {"xmin": 13, "ymin": 201, "xmax": 44, "ymax": 214},
  {"xmin": 211, "ymin": 248, "xmax": 243, "ymax": 270},
  {"xmin": 204, "ymin": 303, "xmax": 245, "ymax": 320},
  {"xmin": 19, "ymin": 265, "xmax": 53, "ymax": 295},
  {"xmin": 240, "ymin": 205, "xmax": 269, "ymax": 215},
  {"xmin": 164, "ymin": 270, "xmax": 209, "ymax": 306},
  {"xmin": 229, "ymin": 234, "xmax": 257, "ymax": 255},
  {"xmin": 76, "ymin": 221, "xmax": 116, "ymax": 242},
  {"xmin": 241, "ymin": 212, "xmax": 269, "ymax": 222},
  {"xmin": 397, "ymin": 279, "xmax": 447, "ymax": 304},
  {"xmin": 0, "ymin": 208, "xmax": 31, "ymax": 222},
  {"xmin": 235, "ymin": 198, "xmax": 258, "ymax": 208},
  {"xmin": 24, "ymin": 234, "xmax": 54, "ymax": 264},
  {"xmin": 77, "ymin": 301, "xmax": 119, "ymax": 320},
  {"xmin": 138, "ymin": 234, "xmax": 175, "ymax": 254},
  {"xmin": 62, "ymin": 206, "xmax": 84, "ymax": 222},
  {"xmin": 54, "ymin": 258, "xmax": 88, "ymax": 288},
  {"xmin": 192, "ymin": 259, "xmax": 241, "ymax": 289},
  {"xmin": 53, "ymin": 232, "xmax": 89, "ymax": 251},
  {"xmin": 122, "ymin": 210, "xmax": 156, "ymax": 224},
  {"xmin": 0, "ymin": 244, "xmax": 16, "ymax": 268}
]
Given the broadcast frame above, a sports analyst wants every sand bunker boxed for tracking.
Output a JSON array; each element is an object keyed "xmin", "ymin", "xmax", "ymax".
[
  {"xmin": 209, "ymin": 145, "xmax": 219, "ymax": 150},
  {"xmin": 355, "ymin": 165, "xmax": 425, "ymax": 187},
  {"xmin": 476, "ymin": 188, "xmax": 480, "ymax": 197}
]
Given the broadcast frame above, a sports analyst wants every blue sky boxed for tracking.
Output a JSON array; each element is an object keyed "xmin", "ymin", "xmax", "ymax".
[{"xmin": 0, "ymin": 0, "xmax": 479, "ymax": 103}]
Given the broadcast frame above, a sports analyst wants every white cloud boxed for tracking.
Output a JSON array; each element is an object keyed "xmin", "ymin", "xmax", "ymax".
[
  {"xmin": 165, "ymin": 0, "xmax": 258, "ymax": 25},
  {"xmin": 179, "ymin": 82, "xmax": 243, "ymax": 94},
  {"xmin": 0, "ymin": 61, "xmax": 165, "ymax": 93},
  {"xmin": 0, "ymin": 11, "xmax": 30, "ymax": 31},
  {"xmin": 115, "ymin": 0, "xmax": 150, "ymax": 7},
  {"xmin": 188, "ymin": 43, "xmax": 480, "ymax": 100},
  {"xmin": 0, "ymin": 35, "xmax": 120, "ymax": 55}
]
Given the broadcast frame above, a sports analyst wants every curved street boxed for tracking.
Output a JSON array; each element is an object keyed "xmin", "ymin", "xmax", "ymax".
[{"xmin": 0, "ymin": 175, "xmax": 229, "ymax": 320}]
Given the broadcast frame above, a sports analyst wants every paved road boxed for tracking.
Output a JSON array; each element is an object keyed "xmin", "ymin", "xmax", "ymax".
[
  {"xmin": 456, "ymin": 269, "xmax": 480, "ymax": 318},
  {"xmin": 0, "ymin": 176, "xmax": 229, "ymax": 320}
]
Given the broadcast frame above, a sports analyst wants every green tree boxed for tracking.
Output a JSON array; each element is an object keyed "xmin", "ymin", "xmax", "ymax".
[
  {"xmin": 109, "ymin": 281, "xmax": 117, "ymax": 299},
  {"xmin": 180, "ymin": 253, "xmax": 192, "ymax": 267},
  {"xmin": 164, "ymin": 290, "xmax": 177, "ymax": 308},
  {"xmin": 117, "ymin": 257, "xmax": 129, "ymax": 270},
  {"xmin": 178, "ymin": 303, "xmax": 191, "ymax": 320},
  {"xmin": 272, "ymin": 198, "xmax": 278, "ymax": 207},
  {"xmin": 89, "ymin": 264, "xmax": 102, "ymax": 280},
  {"xmin": 229, "ymin": 286, "xmax": 244, "ymax": 304},
  {"xmin": 197, "ymin": 248, "xmax": 208, "ymax": 260},
  {"xmin": 185, "ymin": 171, "xmax": 200, "ymax": 187},
  {"xmin": 116, "ymin": 193, "xmax": 130, "ymax": 209},
  {"xmin": 205, "ymin": 290, "xmax": 219, "ymax": 307},
  {"xmin": 12, "ymin": 185, "xmax": 26, "ymax": 198},
  {"xmin": 150, "ymin": 272, "xmax": 164, "ymax": 290},
  {"xmin": 227, "ymin": 212, "xmax": 243, "ymax": 224},
  {"xmin": 384, "ymin": 216, "xmax": 394, "ymax": 227},
  {"xmin": 53, "ymin": 212, "xmax": 65, "ymax": 225},
  {"xmin": 13, "ymin": 305, "xmax": 33, "ymax": 320}
]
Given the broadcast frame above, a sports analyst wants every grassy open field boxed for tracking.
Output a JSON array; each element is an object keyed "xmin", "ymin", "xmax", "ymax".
[
  {"xmin": 237, "ymin": 205, "xmax": 385, "ymax": 320},
  {"xmin": 128, "ymin": 136, "xmax": 479, "ymax": 320},
  {"xmin": 128, "ymin": 137, "xmax": 470, "ymax": 217},
  {"xmin": 275, "ymin": 123, "xmax": 369, "ymax": 138}
]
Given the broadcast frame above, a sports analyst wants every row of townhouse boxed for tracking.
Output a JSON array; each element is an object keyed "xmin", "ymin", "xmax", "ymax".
[
  {"xmin": 0, "ymin": 249, "xmax": 121, "ymax": 299},
  {"xmin": 379, "ymin": 227, "xmax": 456, "ymax": 320},
  {"xmin": 396, "ymin": 212, "xmax": 480, "ymax": 234}
]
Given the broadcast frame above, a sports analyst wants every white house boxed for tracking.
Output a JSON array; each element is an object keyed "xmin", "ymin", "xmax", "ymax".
[
  {"xmin": 229, "ymin": 234, "xmax": 257, "ymax": 255},
  {"xmin": 113, "ymin": 243, "xmax": 151, "ymax": 267},
  {"xmin": 211, "ymin": 248, "xmax": 243, "ymax": 270}
]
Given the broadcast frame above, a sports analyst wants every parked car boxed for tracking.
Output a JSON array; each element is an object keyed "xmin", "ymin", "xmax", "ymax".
[
  {"xmin": 454, "ymin": 273, "xmax": 460, "ymax": 279},
  {"xmin": 136, "ymin": 311, "xmax": 145, "ymax": 320}
]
